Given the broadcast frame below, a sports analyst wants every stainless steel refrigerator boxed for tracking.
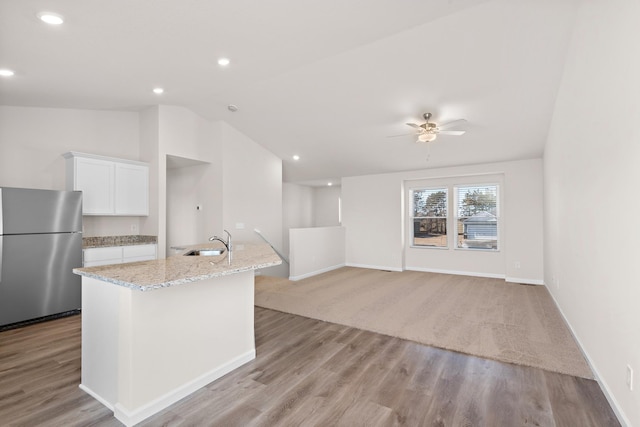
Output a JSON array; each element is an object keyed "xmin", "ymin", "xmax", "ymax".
[{"xmin": 0, "ymin": 187, "xmax": 83, "ymax": 328}]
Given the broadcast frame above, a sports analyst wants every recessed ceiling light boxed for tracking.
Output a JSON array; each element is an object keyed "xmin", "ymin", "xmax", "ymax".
[
  {"xmin": 227, "ymin": 104, "xmax": 238, "ymax": 112},
  {"xmin": 292, "ymin": 155, "xmax": 300, "ymax": 161},
  {"xmin": 217, "ymin": 58, "xmax": 230, "ymax": 66},
  {"xmin": 327, "ymin": 182, "xmax": 333, "ymax": 186},
  {"xmin": 0, "ymin": 69, "xmax": 15, "ymax": 77},
  {"xmin": 38, "ymin": 12, "xmax": 64, "ymax": 25},
  {"xmin": 153, "ymin": 88, "xmax": 164, "ymax": 94}
]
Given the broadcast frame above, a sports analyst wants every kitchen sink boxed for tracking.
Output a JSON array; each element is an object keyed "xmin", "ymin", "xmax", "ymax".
[{"xmin": 183, "ymin": 248, "xmax": 226, "ymax": 256}]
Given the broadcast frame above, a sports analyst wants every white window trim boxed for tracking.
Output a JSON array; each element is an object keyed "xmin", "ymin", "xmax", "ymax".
[{"xmin": 406, "ymin": 179, "xmax": 502, "ymax": 252}]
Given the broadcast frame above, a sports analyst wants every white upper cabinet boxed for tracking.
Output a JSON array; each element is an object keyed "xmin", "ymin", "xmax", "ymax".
[
  {"xmin": 64, "ymin": 152, "xmax": 149, "ymax": 216},
  {"xmin": 74, "ymin": 156, "xmax": 115, "ymax": 215},
  {"xmin": 115, "ymin": 162, "xmax": 149, "ymax": 215}
]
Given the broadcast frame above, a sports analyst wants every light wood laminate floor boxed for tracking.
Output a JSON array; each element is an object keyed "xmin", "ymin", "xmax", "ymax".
[{"xmin": 0, "ymin": 309, "xmax": 619, "ymax": 426}]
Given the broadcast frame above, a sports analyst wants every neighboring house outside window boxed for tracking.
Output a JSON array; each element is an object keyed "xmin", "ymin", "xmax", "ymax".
[{"xmin": 455, "ymin": 184, "xmax": 499, "ymax": 250}]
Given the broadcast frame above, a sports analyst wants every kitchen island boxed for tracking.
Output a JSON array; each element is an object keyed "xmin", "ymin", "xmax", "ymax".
[{"xmin": 73, "ymin": 242, "xmax": 281, "ymax": 427}]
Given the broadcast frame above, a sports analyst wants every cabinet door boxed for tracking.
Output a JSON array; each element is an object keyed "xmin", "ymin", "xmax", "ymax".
[
  {"xmin": 115, "ymin": 163, "xmax": 149, "ymax": 216},
  {"xmin": 83, "ymin": 247, "xmax": 123, "ymax": 267},
  {"xmin": 122, "ymin": 244, "xmax": 157, "ymax": 263},
  {"xmin": 76, "ymin": 158, "xmax": 115, "ymax": 215}
]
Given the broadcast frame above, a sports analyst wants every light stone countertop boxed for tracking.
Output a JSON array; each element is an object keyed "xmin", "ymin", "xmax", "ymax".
[
  {"xmin": 73, "ymin": 242, "xmax": 282, "ymax": 292},
  {"xmin": 82, "ymin": 235, "xmax": 158, "ymax": 249}
]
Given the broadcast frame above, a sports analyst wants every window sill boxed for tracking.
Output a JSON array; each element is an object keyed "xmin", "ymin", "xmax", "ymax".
[
  {"xmin": 455, "ymin": 247, "xmax": 500, "ymax": 252},
  {"xmin": 409, "ymin": 245, "xmax": 449, "ymax": 250}
]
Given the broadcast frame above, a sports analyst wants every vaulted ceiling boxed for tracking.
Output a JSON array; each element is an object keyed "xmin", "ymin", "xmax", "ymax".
[{"xmin": 0, "ymin": 0, "xmax": 580, "ymax": 184}]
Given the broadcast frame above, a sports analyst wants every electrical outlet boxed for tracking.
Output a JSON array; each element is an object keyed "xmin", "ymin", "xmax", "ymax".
[
  {"xmin": 627, "ymin": 365, "xmax": 634, "ymax": 391},
  {"xmin": 131, "ymin": 224, "xmax": 137, "ymax": 233},
  {"xmin": 236, "ymin": 222, "xmax": 245, "ymax": 230},
  {"xmin": 514, "ymin": 261, "xmax": 521, "ymax": 269}
]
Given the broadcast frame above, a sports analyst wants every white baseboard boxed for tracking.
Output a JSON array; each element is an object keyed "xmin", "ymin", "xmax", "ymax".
[
  {"xmin": 289, "ymin": 263, "xmax": 345, "ymax": 281},
  {"xmin": 78, "ymin": 384, "xmax": 114, "ymax": 412},
  {"xmin": 112, "ymin": 349, "xmax": 256, "ymax": 427},
  {"xmin": 406, "ymin": 266, "xmax": 505, "ymax": 279},
  {"xmin": 545, "ymin": 288, "xmax": 630, "ymax": 427},
  {"xmin": 505, "ymin": 276, "xmax": 544, "ymax": 285},
  {"xmin": 346, "ymin": 265, "xmax": 540, "ymax": 284},
  {"xmin": 345, "ymin": 262, "xmax": 403, "ymax": 272}
]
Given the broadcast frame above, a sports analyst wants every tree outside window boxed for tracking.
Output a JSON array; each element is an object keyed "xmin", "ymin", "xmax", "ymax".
[{"xmin": 411, "ymin": 188, "xmax": 448, "ymax": 248}]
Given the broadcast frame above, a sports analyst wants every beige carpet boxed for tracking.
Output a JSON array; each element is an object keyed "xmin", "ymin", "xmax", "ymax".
[{"xmin": 255, "ymin": 267, "xmax": 593, "ymax": 379}]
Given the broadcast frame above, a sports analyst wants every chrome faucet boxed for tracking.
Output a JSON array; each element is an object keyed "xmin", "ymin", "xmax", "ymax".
[{"xmin": 209, "ymin": 229, "xmax": 232, "ymax": 265}]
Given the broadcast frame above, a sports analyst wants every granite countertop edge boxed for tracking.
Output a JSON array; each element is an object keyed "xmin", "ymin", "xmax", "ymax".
[
  {"xmin": 74, "ymin": 242, "xmax": 282, "ymax": 291},
  {"xmin": 73, "ymin": 260, "xmax": 280, "ymax": 291}
]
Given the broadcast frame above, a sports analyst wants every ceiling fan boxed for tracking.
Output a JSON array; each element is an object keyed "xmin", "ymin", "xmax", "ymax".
[{"xmin": 394, "ymin": 112, "xmax": 467, "ymax": 143}]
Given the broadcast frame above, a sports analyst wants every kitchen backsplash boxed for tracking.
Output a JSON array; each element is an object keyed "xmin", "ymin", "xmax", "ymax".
[{"xmin": 82, "ymin": 216, "xmax": 143, "ymax": 238}]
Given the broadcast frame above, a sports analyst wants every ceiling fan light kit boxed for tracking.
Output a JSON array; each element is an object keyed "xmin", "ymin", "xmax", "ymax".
[
  {"xmin": 418, "ymin": 133, "xmax": 437, "ymax": 143},
  {"xmin": 403, "ymin": 112, "xmax": 467, "ymax": 143}
]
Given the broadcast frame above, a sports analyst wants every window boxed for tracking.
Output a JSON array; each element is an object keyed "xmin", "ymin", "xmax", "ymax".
[
  {"xmin": 455, "ymin": 184, "xmax": 499, "ymax": 250},
  {"xmin": 410, "ymin": 188, "xmax": 448, "ymax": 248}
]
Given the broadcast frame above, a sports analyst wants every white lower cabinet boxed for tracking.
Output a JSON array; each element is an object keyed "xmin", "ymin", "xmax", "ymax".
[
  {"xmin": 122, "ymin": 244, "xmax": 157, "ymax": 263},
  {"xmin": 83, "ymin": 244, "xmax": 157, "ymax": 267},
  {"xmin": 83, "ymin": 247, "xmax": 123, "ymax": 267}
]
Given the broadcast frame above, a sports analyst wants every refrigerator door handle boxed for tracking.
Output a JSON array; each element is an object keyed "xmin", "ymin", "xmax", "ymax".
[
  {"xmin": 0, "ymin": 188, "xmax": 3, "ymax": 282},
  {"xmin": 0, "ymin": 187, "xmax": 3, "ymax": 236}
]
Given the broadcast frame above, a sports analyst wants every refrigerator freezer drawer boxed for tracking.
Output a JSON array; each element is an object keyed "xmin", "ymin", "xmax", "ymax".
[
  {"xmin": 0, "ymin": 187, "xmax": 82, "ymax": 235},
  {"xmin": 0, "ymin": 233, "xmax": 82, "ymax": 326}
]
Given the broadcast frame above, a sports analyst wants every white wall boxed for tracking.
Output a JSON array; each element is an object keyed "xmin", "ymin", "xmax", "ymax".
[
  {"xmin": 0, "ymin": 106, "xmax": 143, "ymax": 236},
  {"xmin": 343, "ymin": 173, "xmax": 404, "ymax": 271},
  {"xmin": 342, "ymin": 158, "xmax": 544, "ymax": 282},
  {"xmin": 281, "ymin": 183, "xmax": 342, "ymax": 259},
  {"xmin": 313, "ymin": 186, "xmax": 341, "ymax": 227},
  {"xmin": 152, "ymin": 105, "xmax": 222, "ymax": 257},
  {"xmin": 544, "ymin": 1, "xmax": 640, "ymax": 425},
  {"xmin": 166, "ymin": 162, "xmax": 212, "ymax": 251},
  {"xmin": 289, "ymin": 226, "xmax": 345, "ymax": 281},
  {"xmin": 220, "ymin": 122, "xmax": 285, "ymax": 276},
  {"xmin": 282, "ymin": 183, "xmax": 314, "ymax": 259}
]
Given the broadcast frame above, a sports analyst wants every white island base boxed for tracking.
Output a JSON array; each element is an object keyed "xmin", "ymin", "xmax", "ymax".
[{"xmin": 80, "ymin": 270, "xmax": 256, "ymax": 426}]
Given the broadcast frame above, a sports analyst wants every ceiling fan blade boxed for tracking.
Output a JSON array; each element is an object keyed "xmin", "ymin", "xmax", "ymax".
[
  {"xmin": 438, "ymin": 130, "xmax": 466, "ymax": 136},
  {"xmin": 387, "ymin": 132, "xmax": 415, "ymax": 138},
  {"xmin": 406, "ymin": 123, "xmax": 422, "ymax": 129},
  {"xmin": 437, "ymin": 119, "xmax": 467, "ymax": 130}
]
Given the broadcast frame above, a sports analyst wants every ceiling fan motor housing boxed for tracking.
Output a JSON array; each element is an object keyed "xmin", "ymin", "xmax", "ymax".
[{"xmin": 420, "ymin": 122, "xmax": 437, "ymax": 133}]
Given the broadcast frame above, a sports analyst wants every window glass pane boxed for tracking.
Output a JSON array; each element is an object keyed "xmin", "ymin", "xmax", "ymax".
[
  {"xmin": 411, "ymin": 188, "xmax": 447, "ymax": 247},
  {"xmin": 455, "ymin": 185, "xmax": 498, "ymax": 250},
  {"xmin": 413, "ymin": 188, "xmax": 447, "ymax": 217}
]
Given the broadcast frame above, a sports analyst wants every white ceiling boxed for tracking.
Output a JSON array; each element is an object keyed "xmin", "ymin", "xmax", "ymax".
[{"xmin": 0, "ymin": 0, "xmax": 580, "ymax": 185}]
